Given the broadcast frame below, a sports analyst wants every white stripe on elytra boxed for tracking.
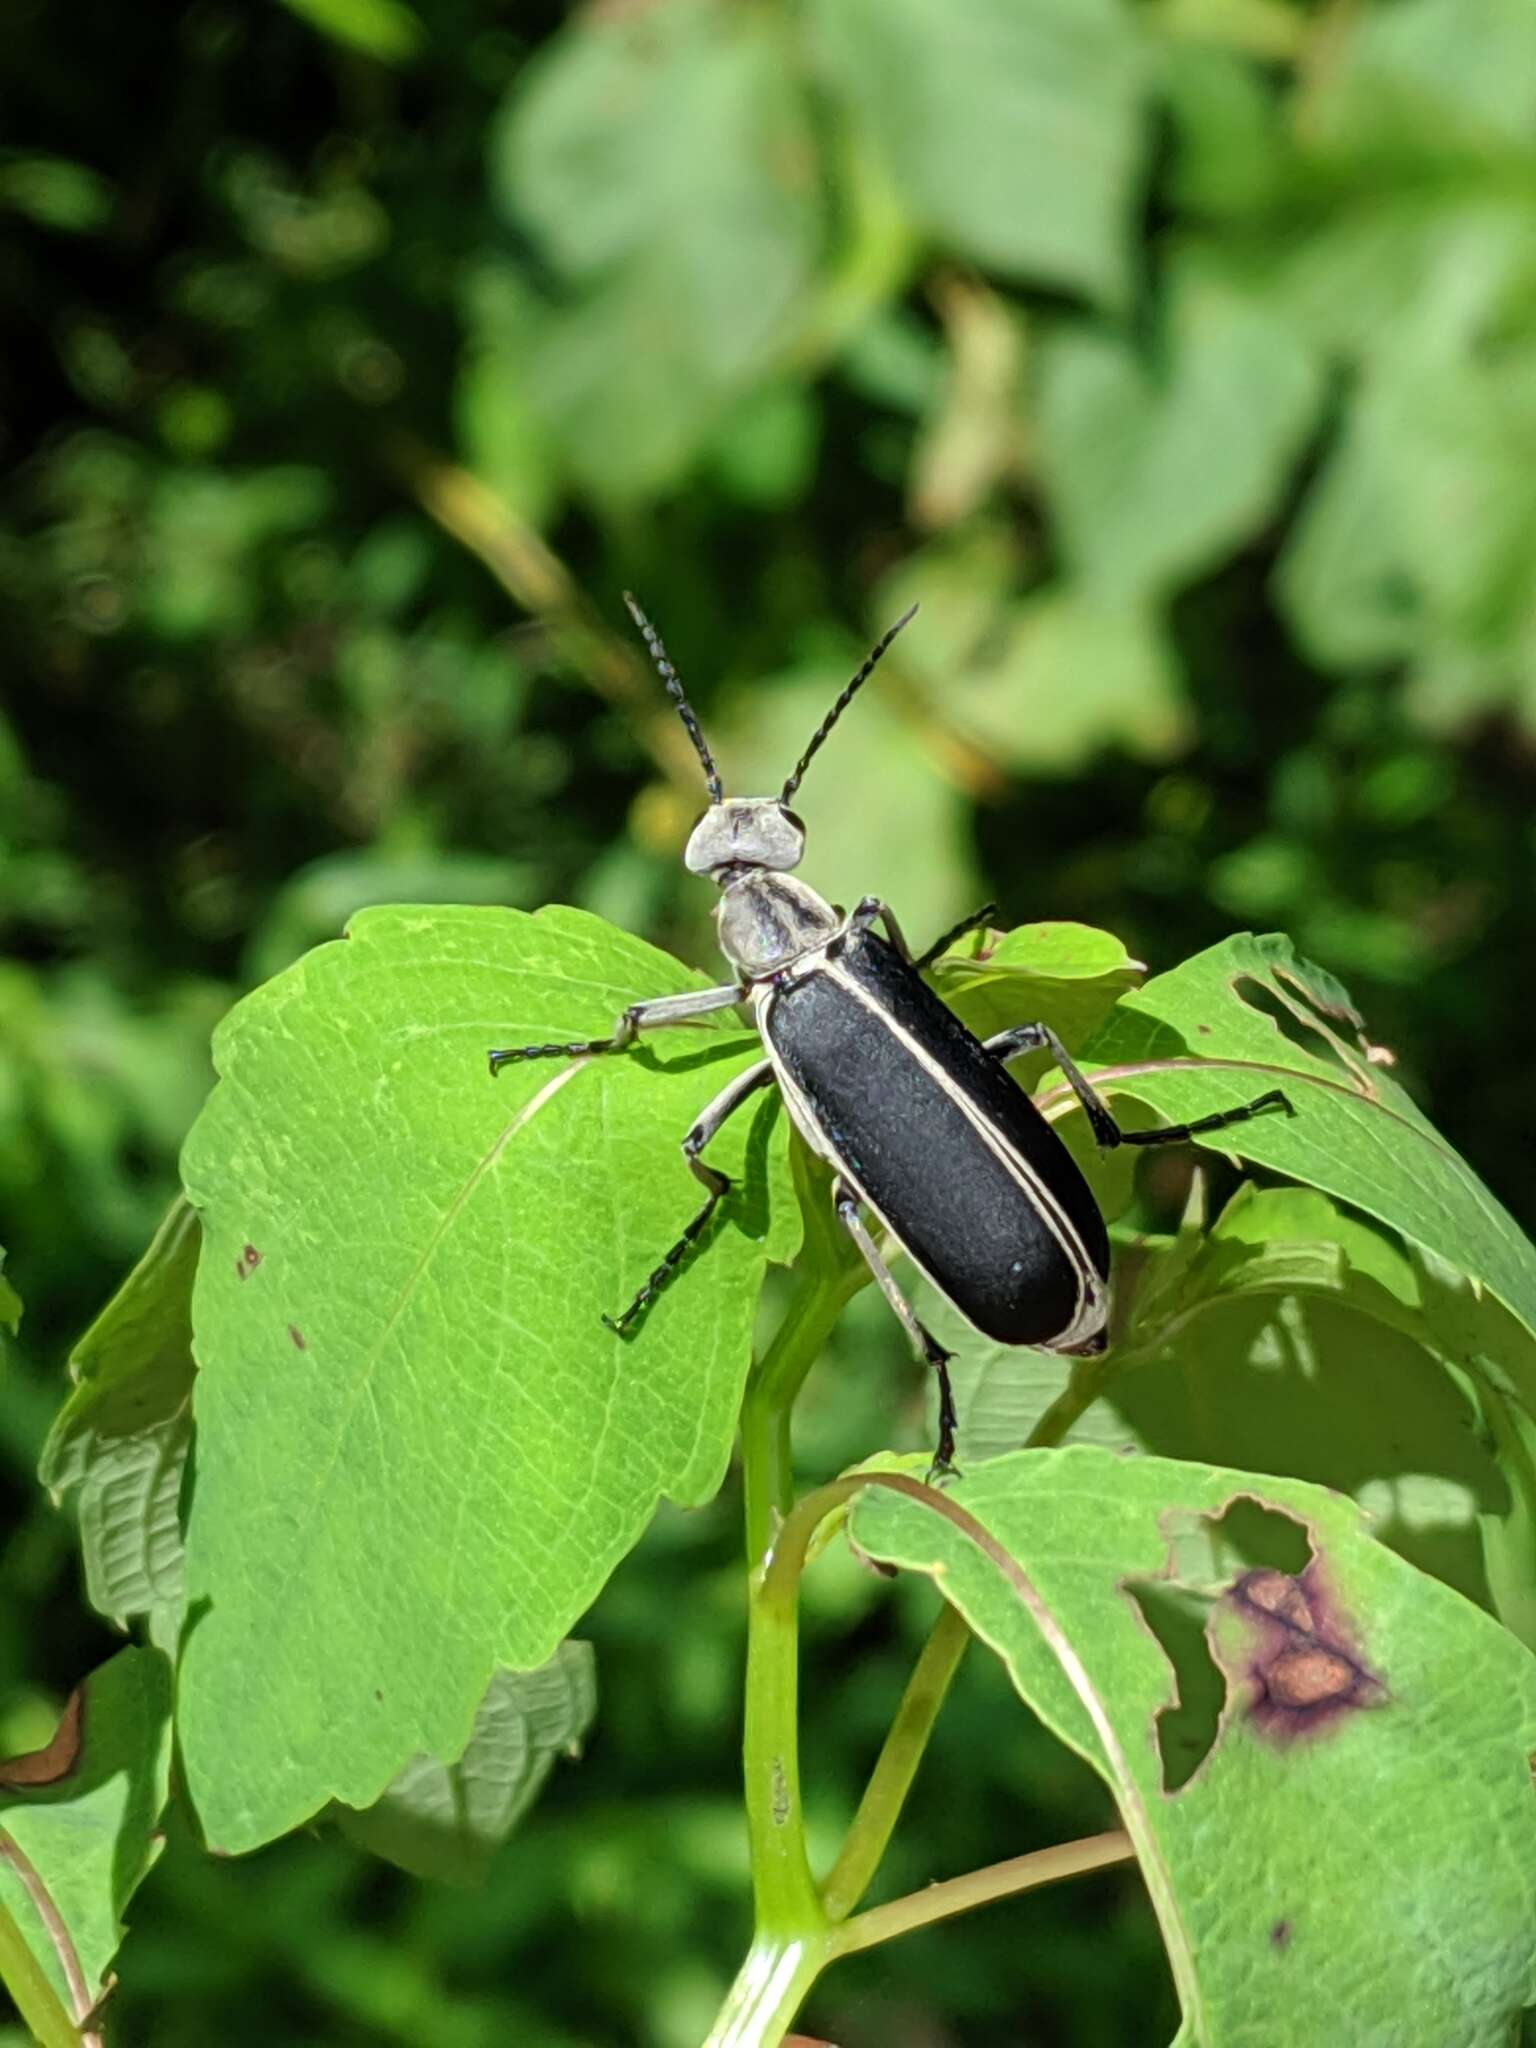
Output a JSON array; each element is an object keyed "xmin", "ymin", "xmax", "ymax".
[{"xmin": 756, "ymin": 960, "xmax": 1107, "ymax": 1349}]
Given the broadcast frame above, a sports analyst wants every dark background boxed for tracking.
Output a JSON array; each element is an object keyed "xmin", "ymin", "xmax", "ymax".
[{"xmin": 3, "ymin": 0, "xmax": 1535, "ymax": 2040}]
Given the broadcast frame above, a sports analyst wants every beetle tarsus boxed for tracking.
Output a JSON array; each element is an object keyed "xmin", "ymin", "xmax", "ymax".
[
  {"xmin": 1116, "ymin": 1086, "xmax": 1294, "ymax": 1148},
  {"xmin": 928, "ymin": 1347, "xmax": 960, "ymax": 1480},
  {"xmin": 488, "ymin": 1032, "xmax": 625, "ymax": 1074}
]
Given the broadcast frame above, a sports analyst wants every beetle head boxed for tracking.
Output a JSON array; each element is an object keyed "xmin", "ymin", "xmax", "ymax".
[
  {"xmin": 621, "ymin": 592, "xmax": 919, "ymax": 875},
  {"xmin": 684, "ymin": 798, "xmax": 805, "ymax": 879}
]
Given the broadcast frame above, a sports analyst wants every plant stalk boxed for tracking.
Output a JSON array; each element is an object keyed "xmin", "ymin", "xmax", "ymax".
[
  {"xmin": 0, "ymin": 1874, "xmax": 90, "ymax": 2048},
  {"xmin": 818, "ymin": 1601, "xmax": 970, "ymax": 1923}
]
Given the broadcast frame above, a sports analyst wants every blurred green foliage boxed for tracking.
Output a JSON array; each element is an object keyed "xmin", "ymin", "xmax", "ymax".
[{"xmin": 3, "ymin": 0, "xmax": 1536, "ymax": 2040}]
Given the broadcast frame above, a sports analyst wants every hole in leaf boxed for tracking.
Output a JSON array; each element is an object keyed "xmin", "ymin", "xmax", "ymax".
[
  {"xmin": 1214, "ymin": 1498, "xmax": 1311, "ymax": 1576},
  {"xmin": 1232, "ymin": 976, "xmax": 1352, "ymax": 1070},
  {"xmin": 1127, "ymin": 1582, "xmax": 1225, "ymax": 1794},
  {"xmin": 1128, "ymin": 1496, "xmax": 1316, "ymax": 1791}
]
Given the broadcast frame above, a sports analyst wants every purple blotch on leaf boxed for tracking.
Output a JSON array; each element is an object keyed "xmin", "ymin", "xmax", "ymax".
[{"xmin": 1235, "ymin": 1566, "xmax": 1384, "ymax": 1745}]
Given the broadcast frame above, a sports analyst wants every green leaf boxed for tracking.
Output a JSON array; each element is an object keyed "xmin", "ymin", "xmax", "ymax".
[
  {"xmin": 971, "ymin": 590, "xmax": 1188, "ymax": 771},
  {"xmin": 177, "ymin": 904, "xmax": 798, "ymax": 1852},
  {"xmin": 1038, "ymin": 264, "xmax": 1321, "ymax": 601},
  {"xmin": 495, "ymin": 0, "xmax": 820, "ymax": 500},
  {"xmin": 274, "ymin": 0, "xmax": 425, "ymax": 64},
  {"xmin": 1081, "ymin": 931, "xmax": 1536, "ymax": 1343},
  {"xmin": 0, "ymin": 1648, "xmax": 173, "ymax": 2012},
  {"xmin": 0, "ymin": 1248, "xmax": 19, "ymax": 1340},
  {"xmin": 811, "ymin": 0, "xmax": 1149, "ymax": 305},
  {"xmin": 1104, "ymin": 1188, "xmax": 1503, "ymax": 1608},
  {"xmin": 882, "ymin": 537, "xmax": 1190, "ymax": 769},
  {"xmin": 0, "ymin": 157, "xmax": 114, "ymax": 235},
  {"xmin": 1281, "ymin": 347, "xmax": 1536, "ymax": 723},
  {"xmin": 1303, "ymin": 0, "xmax": 1536, "ymax": 159},
  {"xmin": 334, "ymin": 1642, "xmax": 596, "ymax": 1886},
  {"xmin": 929, "ymin": 919, "xmax": 1144, "ymax": 1052},
  {"xmin": 38, "ymin": 1200, "xmax": 196, "ymax": 1653},
  {"xmin": 849, "ymin": 1449, "xmax": 1536, "ymax": 2045}
]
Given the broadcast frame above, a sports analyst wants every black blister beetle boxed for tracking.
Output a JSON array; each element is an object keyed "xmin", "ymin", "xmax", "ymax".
[{"xmin": 490, "ymin": 599, "xmax": 1290, "ymax": 1469}]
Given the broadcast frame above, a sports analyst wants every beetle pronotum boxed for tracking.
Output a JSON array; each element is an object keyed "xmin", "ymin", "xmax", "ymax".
[{"xmin": 490, "ymin": 598, "xmax": 1291, "ymax": 1470}]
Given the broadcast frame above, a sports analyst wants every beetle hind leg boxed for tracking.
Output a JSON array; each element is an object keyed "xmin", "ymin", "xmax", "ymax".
[
  {"xmin": 986, "ymin": 1022, "xmax": 1294, "ymax": 1150},
  {"xmin": 602, "ymin": 1058, "xmax": 776, "ymax": 1336},
  {"xmin": 832, "ymin": 1177, "xmax": 959, "ymax": 1479}
]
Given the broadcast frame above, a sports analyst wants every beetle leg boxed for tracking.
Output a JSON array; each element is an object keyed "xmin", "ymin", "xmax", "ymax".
[
  {"xmin": 489, "ymin": 982, "xmax": 744, "ymax": 1075},
  {"xmin": 914, "ymin": 902, "xmax": 999, "ymax": 972},
  {"xmin": 846, "ymin": 895, "xmax": 918, "ymax": 964},
  {"xmin": 986, "ymin": 1022, "xmax": 1294, "ymax": 1151},
  {"xmin": 832, "ymin": 1176, "xmax": 960, "ymax": 1478},
  {"xmin": 602, "ymin": 1058, "xmax": 777, "ymax": 1335}
]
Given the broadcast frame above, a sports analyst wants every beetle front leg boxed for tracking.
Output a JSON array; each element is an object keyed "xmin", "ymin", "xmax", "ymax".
[
  {"xmin": 488, "ymin": 982, "xmax": 743, "ymax": 1075},
  {"xmin": 603, "ymin": 1058, "xmax": 777, "ymax": 1335},
  {"xmin": 832, "ymin": 1176, "xmax": 959, "ymax": 1478},
  {"xmin": 985, "ymin": 1022, "xmax": 1293, "ymax": 1150}
]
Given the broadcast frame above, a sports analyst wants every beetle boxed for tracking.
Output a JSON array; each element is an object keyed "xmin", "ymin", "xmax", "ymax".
[{"xmin": 489, "ymin": 597, "xmax": 1291, "ymax": 1471}]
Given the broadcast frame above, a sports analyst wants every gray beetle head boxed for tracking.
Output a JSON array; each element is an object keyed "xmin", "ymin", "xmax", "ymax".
[
  {"xmin": 621, "ymin": 589, "xmax": 918, "ymax": 887},
  {"xmin": 684, "ymin": 798, "xmax": 805, "ymax": 879}
]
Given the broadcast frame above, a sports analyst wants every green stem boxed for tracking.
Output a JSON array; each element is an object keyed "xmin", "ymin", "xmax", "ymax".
[
  {"xmin": 834, "ymin": 1829, "xmax": 1134, "ymax": 1957},
  {"xmin": 0, "ymin": 1843, "xmax": 89, "ymax": 2048},
  {"xmin": 726, "ymin": 1273, "xmax": 860, "ymax": 2048},
  {"xmin": 702, "ymin": 1937, "xmax": 829, "ymax": 2048},
  {"xmin": 717, "ymin": 1259, "xmax": 1124, "ymax": 2047},
  {"xmin": 740, "ymin": 1267, "xmax": 860, "ymax": 1570},
  {"xmin": 819, "ymin": 1601, "xmax": 970, "ymax": 1923},
  {"xmin": 816, "ymin": 1357, "xmax": 1108, "ymax": 1926},
  {"xmin": 1025, "ymin": 1354, "xmax": 1108, "ymax": 1452}
]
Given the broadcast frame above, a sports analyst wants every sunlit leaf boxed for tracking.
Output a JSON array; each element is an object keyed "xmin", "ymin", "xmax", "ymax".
[
  {"xmin": 811, "ymin": 0, "xmax": 1149, "ymax": 304},
  {"xmin": 275, "ymin": 0, "xmax": 425, "ymax": 64},
  {"xmin": 1081, "ymin": 931, "xmax": 1536, "ymax": 1343},
  {"xmin": 850, "ymin": 1449, "xmax": 1536, "ymax": 2045},
  {"xmin": 495, "ymin": 0, "xmax": 821, "ymax": 500},
  {"xmin": 0, "ymin": 1648, "xmax": 173, "ymax": 2013},
  {"xmin": 177, "ymin": 904, "xmax": 798, "ymax": 1851},
  {"xmin": 1038, "ymin": 263, "xmax": 1321, "ymax": 601}
]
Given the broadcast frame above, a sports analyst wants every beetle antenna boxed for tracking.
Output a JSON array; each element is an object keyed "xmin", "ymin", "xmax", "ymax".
[
  {"xmin": 623, "ymin": 592, "xmax": 723, "ymax": 804},
  {"xmin": 780, "ymin": 604, "xmax": 918, "ymax": 803}
]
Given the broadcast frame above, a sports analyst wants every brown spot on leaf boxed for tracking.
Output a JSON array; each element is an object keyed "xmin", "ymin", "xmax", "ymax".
[
  {"xmin": 1197, "ymin": 1022, "xmax": 1212, "ymax": 1035},
  {"xmin": 1271, "ymin": 1918, "xmax": 1292, "ymax": 1952},
  {"xmin": 1234, "ymin": 1564, "xmax": 1384, "ymax": 1743},
  {"xmin": 1267, "ymin": 1646, "xmax": 1359, "ymax": 1710},
  {"xmin": 237, "ymin": 1243, "xmax": 262, "ymax": 1280},
  {"xmin": 0, "ymin": 1684, "xmax": 85, "ymax": 1788},
  {"xmin": 288, "ymin": 1324, "xmax": 307, "ymax": 1351},
  {"xmin": 1242, "ymin": 1569, "xmax": 1314, "ymax": 1632}
]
